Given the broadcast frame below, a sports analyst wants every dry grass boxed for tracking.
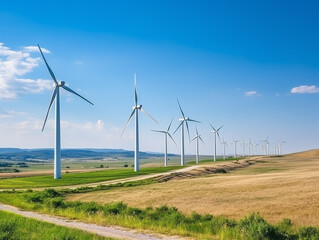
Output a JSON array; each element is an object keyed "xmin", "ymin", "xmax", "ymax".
[{"xmin": 67, "ymin": 153, "xmax": 319, "ymax": 227}]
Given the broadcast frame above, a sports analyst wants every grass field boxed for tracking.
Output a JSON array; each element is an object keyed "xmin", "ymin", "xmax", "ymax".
[
  {"xmin": 0, "ymin": 165, "xmax": 184, "ymax": 189},
  {"xmin": 0, "ymin": 210, "xmax": 112, "ymax": 239},
  {"xmin": 1, "ymin": 153, "xmax": 319, "ymax": 239},
  {"xmin": 67, "ymin": 155, "xmax": 319, "ymax": 227},
  {"xmin": 1, "ymin": 189, "xmax": 319, "ymax": 240}
]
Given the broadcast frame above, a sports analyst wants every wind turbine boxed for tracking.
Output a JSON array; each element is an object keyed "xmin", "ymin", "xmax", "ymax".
[
  {"xmin": 232, "ymin": 139, "xmax": 239, "ymax": 158},
  {"xmin": 279, "ymin": 138, "xmax": 287, "ymax": 155},
  {"xmin": 261, "ymin": 137, "xmax": 269, "ymax": 155},
  {"xmin": 152, "ymin": 119, "xmax": 176, "ymax": 166},
  {"xmin": 247, "ymin": 139, "xmax": 252, "ymax": 156},
  {"xmin": 191, "ymin": 126, "xmax": 204, "ymax": 164},
  {"xmin": 209, "ymin": 124, "xmax": 223, "ymax": 162},
  {"xmin": 173, "ymin": 99, "xmax": 200, "ymax": 166},
  {"xmin": 38, "ymin": 44, "xmax": 94, "ymax": 179},
  {"xmin": 121, "ymin": 73, "xmax": 158, "ymax": 172},
  {"xmin": 241, "ymin": 139, "xmax": 245, "ymax": 157},
  {"xmin": 221, "ymin": 139, "xmax": 228, "ymax": 160}
]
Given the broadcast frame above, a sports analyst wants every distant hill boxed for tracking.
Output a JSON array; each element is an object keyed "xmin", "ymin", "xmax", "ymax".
[
  {"xmin": 0, "ymin": 148, "xmax": 176, "ymax": 161},
  {"xmin": 288, "ymin": 149, "xmax": 319, "ymax": 157}
]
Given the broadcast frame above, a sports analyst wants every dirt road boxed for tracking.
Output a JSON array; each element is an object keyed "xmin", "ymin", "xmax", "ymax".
[{"xmin": 0, "ymin": 203, "xmax": 183, "ymax": 240}]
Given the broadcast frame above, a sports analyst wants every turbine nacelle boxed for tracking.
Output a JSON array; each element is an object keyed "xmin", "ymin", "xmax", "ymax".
[
  {"xmin": 58, "ymin": 81, "xmax": 65, "ymax": 87},
  {"xmin": 133, "ymin": 105, "xmax": 142, "ymax": 110},
  {"xmin": 179, "ymin": 117, "xmax": 189, "ymax": 122}
]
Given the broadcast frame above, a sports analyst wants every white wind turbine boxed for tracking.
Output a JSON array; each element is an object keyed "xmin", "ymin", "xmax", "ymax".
[
  {"xmin": 279, "ymin": 138, "xmax": 287, "ymax": 155},
  {"xmin": 221, "ymin": 139, "xmax": 228, "ymax": 160},
  {"xmin": 232, "ymin": 139, "xmax": 239, "ymax": 158},
  {"xmin": 152, "ymin": 119, "xmax": 176, "ymax": 166},
  {"xmin": 209, "ymin": 124, "xmax": 223, "ymax": 162},
  {"xmin": 241, "ymin": 139, "xmax": 245, "ymax": 157},
  {"xmin": 247, "ymin": 139, "xmax": 252, "ymax": 156},
  {"xmin": 121, "ymin": 73, "xmax": 158, "ymax": 172},
  {"xmin": 38, "ymin": 44, "xmax": 94, "ymax": 179},
  {"xmin": 191, "ymin": 126, "xmax": 205, "ymax": 164},
  {"xmin": 261, "ymin": 137, "xmax": 269, "ymax": 155},
  {"xmin": 173, "ymin": 99, "xmax": 200, "ymax": 166}
]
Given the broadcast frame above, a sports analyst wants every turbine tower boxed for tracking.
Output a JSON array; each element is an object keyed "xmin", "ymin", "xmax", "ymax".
[
  {"xmin": 121, "ymin": 73, "xmax": 158, "ymax": 172},
  {"xmin": 38, "ymin": 44, "xmax": 94, "ymax": 179},
  {"xmin": 209, "ymin": 124, "xmax": 223, "ymax": 162},
  {"xmin": 152, "ymin": 119, "xmax": 176, "ymax": 166},
  {"xmin": 173, "ymin": 99, "xmax": 199, "ymax": 166},
  {"xmin": 232, "ymin": 139, "xmax": 239, "ymax": 158},
  {"xmin": 191, "ymin": 126, "xmax": 204, "ymax": 164},
  {"xmin": 221, "ymin": 139, "xmax": 228, "ymax": 160}
]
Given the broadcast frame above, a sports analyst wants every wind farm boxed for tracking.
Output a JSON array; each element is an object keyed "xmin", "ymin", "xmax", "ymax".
[{"xmin": 0, "ymin": 1, "xmax": 319, "ymax": 240}]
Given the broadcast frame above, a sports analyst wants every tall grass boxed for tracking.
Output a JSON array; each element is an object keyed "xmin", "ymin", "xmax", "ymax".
[
  {"xmin": 0, "ymin": 210, "xmax": 113, "ymax": 239},
  {"xmin": 1, "ymin": 189, "xmax": 319, "ymax": 239}
]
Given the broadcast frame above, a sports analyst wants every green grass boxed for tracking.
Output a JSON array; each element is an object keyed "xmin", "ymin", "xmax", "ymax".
[
  {"xmin": 0, "ymin": 166, "xmax": 183, "ymax": 189},
  {"xmin": 0, "ymin": 210, "xmax": 114, "ymax": 240},
  {"xmin": 1, "ymin": 189, "xmax": 319, "ymax": 240}
]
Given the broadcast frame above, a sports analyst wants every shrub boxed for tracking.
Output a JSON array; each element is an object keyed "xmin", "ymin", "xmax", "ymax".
[
  {"xmin": 82, "ymin": 202, "xmax": 102, "ymax": 214},
  {"xmin": 298, "ymin": 226, "xmax": 319, "ymax": 240},
  {"xmin": 236, "ymin": 213, "xmax": 282, "ymax": 240},
  {"xmin": 277, "ymin": 218, "xmax": 293, "ymax": 233},
  {"xmin": 47, "ymin": 197, "xmax": 65, "ymax": 209},
  {"xmin": 104, "ymin": 202, "xmax": 127, "ymax": 215}
]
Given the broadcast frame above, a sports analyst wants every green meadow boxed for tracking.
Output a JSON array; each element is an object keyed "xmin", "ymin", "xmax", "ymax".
[{"xmin": 0, "ymin": 166, "xmax": 183, "ymax": 189}]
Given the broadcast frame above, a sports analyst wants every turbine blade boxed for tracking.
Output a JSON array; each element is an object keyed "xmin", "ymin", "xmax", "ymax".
[
  {"xmin": 217, "ymin": 125, "xmax": 224, "ymax": 132},
  {"xmin": 42, "ymin": 87, "xmax": 58, "ymax": 131},
  {"xmin": 190, "ymin": 136, "xmax": 197, "ymax": 142},
  {"xmin": 199, "ymin": 136, "xmax": 205, "ymax": 144},
  {"xmin": 173, "ymin": 121, "xmax": 183, "ymax": 134},
  {"xmin": 176, "ymin": 98, "xmax": 185, "ymax": 118},
  {"xmin": 62, "ymin": 86, "xmax": 94, "ymax": 105},
  {"xmin": 37, "ymin": 44, "xmax": 58, "ymax": 85},
  {"xmin": 196, "ymin": 126, "xmax": 199, "ymax": 136},
  {"xmin": 167, "ymin": 118, "xmax": 173, "ymax": 132},
  {"xmin": 209, "ymin": 123, "xmax": 216, "ymax": 131},
  {"xmin": 188, "ymin": 118, "xmax": 200, "ymax": 123},
  {"xmin": 140, "ymin": 108, "xmax": 158, "ymax": 124},
  {"xmin": 121, "ymin": 109, "xmax": 135, "ymax": 137},
  {"xmin": 217, "ymin": 131, "xmax": 221, "ymax": 141},
  {"xmin": 185, "ymin": 120, "xmax": 190, "ymax": 140},
  {"xmin": 151, "ymin": 130, "xmax": 166, "ymax": 133},
  {"xmin": 167, "ymin": 133, "xmax": 177, "ymax": 146},
  {"xmin": 134, "ymin": 73, "xmax": 137, "ymax": 106}
]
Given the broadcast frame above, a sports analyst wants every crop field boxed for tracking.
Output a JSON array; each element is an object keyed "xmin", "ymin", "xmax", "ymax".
[
  {"xmin": 0, "ymin": 210, "xmax": 112, "ymax": 239},
  {"xmin": 67, "ymin": 154, "xmax": 319, "ymax": 227},
  {"xmin": 0, "ymin": 165, "xmax": 184, "ymax": 189}
]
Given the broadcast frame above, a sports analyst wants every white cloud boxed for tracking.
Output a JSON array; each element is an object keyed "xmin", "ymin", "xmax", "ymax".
[
  {"xmin": 245, "ymin": 90, "xmax": 259, "ymax": 96},
  {"xmin": 0, "ymin": 109, "xmax": 26, "ymax": 119},
  {"xmin": 290, "ymin": 85, "xmax": 319, "ymax": 94},
  {"xmin": 0, "ymin": 43, "xmax": 52, "ymax": 99},
  {"xmin": 24, "ymin": 46, "xmax": 50, "ymax": 53}
]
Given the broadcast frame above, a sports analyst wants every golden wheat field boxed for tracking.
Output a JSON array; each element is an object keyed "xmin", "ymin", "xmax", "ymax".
[{"xmin": 67, "ymin": 150, "xmax": 319, "ymax": 226}]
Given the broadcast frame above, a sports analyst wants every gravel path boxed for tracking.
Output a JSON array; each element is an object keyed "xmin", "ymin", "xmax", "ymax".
[{"xmin": 0, "ymin": 204, "xmax": 183, "ymax": 240}]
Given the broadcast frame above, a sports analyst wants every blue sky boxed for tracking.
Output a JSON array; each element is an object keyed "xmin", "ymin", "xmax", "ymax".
[{"xmin": 0, "ymin": 0, "xmax": 318, "ymax": 155}]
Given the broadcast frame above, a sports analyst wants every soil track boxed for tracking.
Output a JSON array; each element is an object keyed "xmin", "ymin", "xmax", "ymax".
[{"xmin": 0, "ymin": 204, "xmax": 183, "ymax": 240}]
